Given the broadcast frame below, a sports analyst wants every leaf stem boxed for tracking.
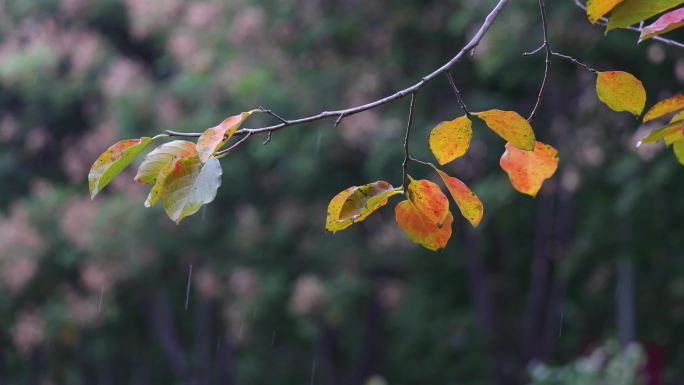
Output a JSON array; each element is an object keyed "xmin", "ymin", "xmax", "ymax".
[{"xmin": 402, "ymin": 93, "xmax": 417, "ymax": 192}]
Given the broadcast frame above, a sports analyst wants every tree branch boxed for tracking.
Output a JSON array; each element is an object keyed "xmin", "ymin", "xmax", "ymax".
[
  {"xmin": 165, "ymin": 0, "xmax": 511, "ymax": 140},
  {"xmin": 551, "ymin": 52, "xmax": 598, "ymax": 73},
  {"xmin": 527, "ymin": 0, "xmax": 552, "ymax": 122}
]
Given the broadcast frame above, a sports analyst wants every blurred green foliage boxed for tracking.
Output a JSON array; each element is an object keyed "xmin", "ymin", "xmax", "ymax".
[{"xmin": 0, "ymin": 0, "xmax": 683, "ymax": 384}]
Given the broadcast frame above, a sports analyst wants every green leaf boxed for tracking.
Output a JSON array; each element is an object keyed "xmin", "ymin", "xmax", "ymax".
[
  {"xmin": 88, "ymin": 134, "xmax": 166, "ymax": 199},
  {"xmin": 162, "ymin": 155, "xmax": 223, "ymax": 224},
  {"xmin": 607, "ymin": 0, "xmax": 684, "ymax": 31},
  {"xmin": 640, "ymin": 120, "xmax": 684, "ymax": 144}
]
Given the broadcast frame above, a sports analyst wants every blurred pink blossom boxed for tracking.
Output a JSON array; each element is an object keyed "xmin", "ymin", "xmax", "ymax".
[{"xmin": 11, "ymin": 309, "xmax": 45, "ymax": 356}]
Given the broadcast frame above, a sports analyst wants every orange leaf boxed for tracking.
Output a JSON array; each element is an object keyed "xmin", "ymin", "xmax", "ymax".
[
  {"xmin": 499, "ymin": 141, "xmax": 559, "ymax": 197},
  {"xmin": 433, "ymin": 168, "xmax": 483, "ymax": 228},
  {"xmin": 587, "ymin": 0, "xmax": 624, "ymax": 23},
  {"xmin": 407, "ymin": 177, "xmax": 450, "ymax": 227},
  {"xmin": 640, "ymin": 7, "xmax": 684, "ymax": 41},
  {"xmin": 595, "ymin": 71, "xmax": 646, "ymax": 117},
  {"xmin": 196, "ymin": 110, "xmax": 258, "ymax": 163},
  {"xmin": 643, "ymin": 94, "xmax": 684, "ymax": 123},
  {"xmin": 325, "ymin": 181, "xmax": 401, "ymax": 233},
  {"xmin": 474, "ymin": 109, "xmax": 535, "ymax": 151},
  {"xmin": 428, "ymin": 116, "xmax": 472, "ymax": 165},
  {"xmin": 395, "ymin": 200, "xmax": 453, "ymax": 251}
]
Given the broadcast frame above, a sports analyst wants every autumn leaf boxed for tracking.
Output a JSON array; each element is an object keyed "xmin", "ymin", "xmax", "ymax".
[
  {"xmin": 196, "ymin": 110, "xmax": 259, "ymax": 163},
  {"xmin": 433, "ymin": 167, "xmax": 483, "ymax": 228},
  {"xmin": 587, "ymin": 0, "xmax": 624, "ymax": 24},
  {"xmin": 88, "ymin": 134, "xmax": 166, "ymax": 199},
  {"xmin": 145, "ymin": 161, "xmax": 176, "ymax": 208},
  {"xmin": 135, "ymin": 140, "xmax": 198, "ymax": 185},
  {"xmin": 595, "ymin": 71, "xmax": 646, "ymax": 117},
  {"xmin": 665, "ymin": 112, "xmax": 684, "ymax": 145},
  {"xmin": 162, "ymin": 155, "xmax": 223, "ymax": 224},
  {"xmin": 474, "ymin": 109, "xmax": 535, "ymax": 151},
  {"xmin": 428, "ymin": 116, "xmax": 472, "ymax": 165},
  {"xmin": 395, "ymin": 200, "xmax": 453, "ymax": 251},
  {"xmin": 642, "ymin": 94, "xmax": 684, "ymax": 123},
  {"xmin": 640, "ymin": 7, "xmax": 684, "ymax": 41},
  {"xmin": 499, "ymin": 141, "xmax": 559, "ymax": 197},
  {"xmin": 407, "ymin": 177, "xmax": 450, "ymax": 227},
  {"xmin": 325, "ymin": 181, "xmax": 401, "ymax": 233},
  {"xmin": 607, "ymin": 0, "xmax": 684, "ymax": 31},
  {"xmin": 640, "ymin": 119, "xmax": 684, "ymax": 144},
  {"xmin": 674, "ymin": 140, "xmax": 684, "ymax": 165}
]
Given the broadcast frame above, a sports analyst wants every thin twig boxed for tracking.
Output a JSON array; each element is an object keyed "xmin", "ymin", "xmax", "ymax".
[
  {"xmin": 523, "ymin": 43, "xmax": 546, "ymax": 56},
  {"xmin": 552, "ymin": 52, "xmax": 598, "ymax": 73},
  {"xmin": 408, "ymin": 156, "xmax": 433, "ymax": 167},
  {"xmin": 402, "ymin": 93, "xmax": 417, "ymax": 192},
  {"xmin": 528, "ymin": 0, "xmax": 552, "ymax": 122},
  {"xmin": 258, "ymin": 106, "xmax": 290, "ymax": 124},
  {"xmin": 445, "ymin": 70, "xmax": 472, "ymax": 117},
  {"xmin": 262, "ymin": 132, "xmax": 272, "ymax": 145},
  {"xmin": 573, "ymin": 0, "xmax": 684, "ymax": 49},
  {"xmin": 164, "ymin": 0, "xmax": 511, "ymax": 139},
  {"xmin": 215, "ymin": 132, "xmax": 253, "ymax": 157}
]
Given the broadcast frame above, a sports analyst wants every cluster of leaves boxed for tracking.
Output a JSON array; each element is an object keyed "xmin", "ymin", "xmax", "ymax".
[
  {"xmin": 585, "ymin": 1, "xmax": 684, "ymax": 165},
  {"xmin": 89, "ymin": 110, "xmax": 259, "ymax": 223},
  {"xmin": 88, "ymin": 63, "xmax": 659, "ymax": 251},
  {"xmin": 586, "ymin": 0, "xmax": 684, "ymax": 39},
  {"xmin": 88, "ymin": 0, "xmax": 684, "ymax": 252}
]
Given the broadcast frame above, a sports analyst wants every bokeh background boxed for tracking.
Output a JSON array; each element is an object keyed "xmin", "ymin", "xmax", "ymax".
[{"xmin": 1, "ymin": 0, "xmax": 683, "ymax": 384}]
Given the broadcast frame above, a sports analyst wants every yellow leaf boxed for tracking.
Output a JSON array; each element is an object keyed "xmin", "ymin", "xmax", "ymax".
[
  {"xmin": 587, "ymin": 0, "xmax": 624, "ymax": 23},
  {"xmin": 395, "ymin": 200, "xmax": 453, "ymax": 251},
  {"xmin": 474, "ymin": 109, "xmax": 535, "ymax": 151},
  {"xmin": 325, "ymin": 181, "xmax": 401, "ymax": 233},
  {"xmin": 196, "ymin": 110, "xmax": 259, "ymax": 163},
  {"xmin": 499, "ymin": 141, "xmax": 559, "ymax": 197},
  {"xmin": 674, "ymin": 140, "xmax": 684, "ymax": 165},
  {"xmin": 643, "ymin": 94, "xmax": 684, "ymax": 122},
  {"xmin": 407, "ymin": 177, "xmax": 450, "ymax": 227},
  {"xmin": 433, "ymin": 167, "xmax": 483, "ymax": 228},
  {"xmin": 595, "ymin": 71, "xmax": 646, "ymax": 117},
  {"xmin": 428, "ymin": 116, "xmax": 472, "ymax": 165}
]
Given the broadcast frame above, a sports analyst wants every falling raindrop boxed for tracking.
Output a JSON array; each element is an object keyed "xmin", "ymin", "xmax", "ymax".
[
  {"xmin": 98, "ymin": 286, "xmax": 104, "ymax": 312},
  {"xmin": 315, "ymin": 131, "xmax": 323, "ymax": 159},
  {"xmin": 559, "ymin": 313, "xmax": 564, "ymax": 337},
  {"xmin": 271, "ymin": 331, "xmax": 276, "ymax": 345},
  {"xmin": 309, "ymin": 358, "xmax": 317, "ymax": 385},
  {"xmin": 185, "ymin": 264, "xmax": 193, "ymax": 311},
  {"xmin": 636, "ymin": 140, "xmax": 643, "ymax": 148}
]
